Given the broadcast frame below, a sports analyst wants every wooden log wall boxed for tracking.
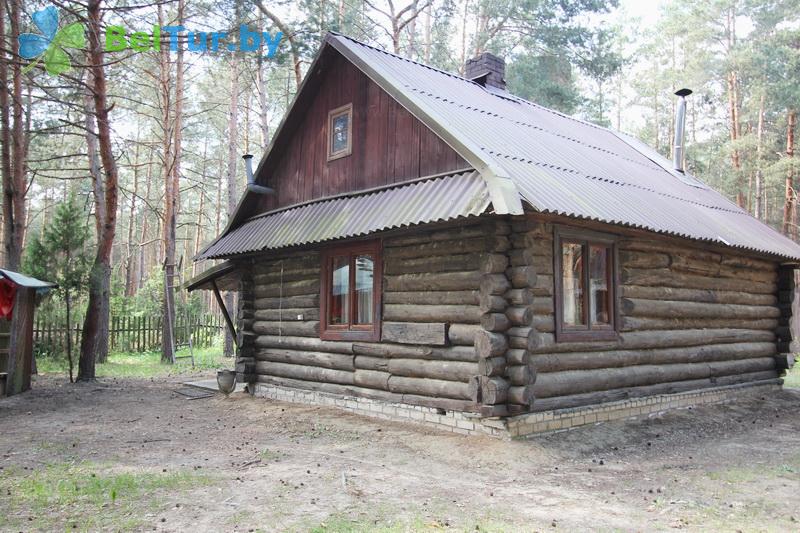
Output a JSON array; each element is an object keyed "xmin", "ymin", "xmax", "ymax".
[
  {"xmin": 240, "ymin": 219, "xmax": 512, "ymax": 412},
  {"xmin": 470, "ymin": 216, "xmax": 538, "ymax": 415},
  {"xmin": 235, "ymin": 268, "xmax": 257, "ymax": 384},
  {"xmin": 775, "ymin": 266, "xmax": 797, "ymax": 373},
  {"xmin": 517, "ymin": 216, "xmax": 785, "ymax": 412},
  {"xmin": 469, "ymin": 220, "xmax": 512, "ymax": 415}
]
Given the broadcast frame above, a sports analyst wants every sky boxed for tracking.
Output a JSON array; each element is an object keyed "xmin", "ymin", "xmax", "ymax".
[{"xmin": 618, "ymin": 0, "xmax": 662, "ymax": 27}]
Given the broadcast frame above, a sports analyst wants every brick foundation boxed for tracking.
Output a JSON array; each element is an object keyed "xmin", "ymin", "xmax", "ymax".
[
  {"xmin": 252, "ymin": 380, "xmax": 782, "ymax": 438},
  {"xmin": 252, "ymin": 382, "xmax": 505, "ymax": 437}
]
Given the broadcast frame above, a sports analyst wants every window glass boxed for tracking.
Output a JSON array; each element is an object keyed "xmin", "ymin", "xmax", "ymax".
[
  {"xmin": 329, "ymin": 256, "xmax": 349, "ymax": 325},
  {"xmin": 561, "ymin": 242, "xmax": 584, "ymax": 326},
  {"xmin": 331, "ymin": 112, "xmax": 349, "ymax": 154},
  {"xmin": 354, "ymin": 255, "xmax": 374, "ymax": 324},
  {"xmin": 589, "ymin": 245, "xmax": 610, "ymax": 326},
  {"xmin": 321, "ymin": 241, "xmax": 381, "ymax": 341}
]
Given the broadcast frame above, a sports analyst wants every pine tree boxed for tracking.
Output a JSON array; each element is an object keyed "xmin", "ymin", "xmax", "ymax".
[{"xmin": 23, "ymin": 194, "xmax": 92, "ymax": 383}]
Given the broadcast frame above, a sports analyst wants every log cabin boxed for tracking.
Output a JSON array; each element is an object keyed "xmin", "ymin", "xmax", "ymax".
[{"xmin": 188, "ymin": 33, "xmax": 800, "ymax": 437}]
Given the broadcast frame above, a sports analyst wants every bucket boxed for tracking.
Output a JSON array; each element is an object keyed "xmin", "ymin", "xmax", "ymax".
[{"xmin": 216, "ymin": 370, "xmax": 237, "ymax": 395}]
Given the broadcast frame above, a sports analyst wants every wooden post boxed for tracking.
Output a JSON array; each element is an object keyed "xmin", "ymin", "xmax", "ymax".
[{"xmin": 212, "ymin": 280, "xmax": 237, "ymax": 344}]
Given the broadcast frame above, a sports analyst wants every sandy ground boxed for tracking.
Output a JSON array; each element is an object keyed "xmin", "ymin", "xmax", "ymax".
[{"xmin": 2, "ymin": 376, "xmax": 800, "ymax": 532}]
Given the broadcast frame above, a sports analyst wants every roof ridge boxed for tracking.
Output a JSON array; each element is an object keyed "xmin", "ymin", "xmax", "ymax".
[
  {"xmin": 331, "ymin": 33, "xmax": 685, "ymax": 180},
  {"xmin": 330, "ymin": 32, "xmax": 619, "ymax": 135},
  {"xmin": 329, "ymin": 32, "xmax": 482, "ymax": 87}
]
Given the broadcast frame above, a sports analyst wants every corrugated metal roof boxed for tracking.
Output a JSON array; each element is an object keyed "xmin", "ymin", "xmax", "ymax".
[
  {"xmin": 0, "ymin": 268, "xmax": 57, "ymax": 291},
  {"xmin": 327, "ymin": 33, "xmax": 800, "ymax": 261},
  {"xmin": 197, "ymin": 171, "xmax": 490, "ymax": 259}
]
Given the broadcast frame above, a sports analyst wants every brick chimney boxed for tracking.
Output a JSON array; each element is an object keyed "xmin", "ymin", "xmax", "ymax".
[{"xmin": 465, "ymin": 52, "xmax": 505, "ymax": 90}]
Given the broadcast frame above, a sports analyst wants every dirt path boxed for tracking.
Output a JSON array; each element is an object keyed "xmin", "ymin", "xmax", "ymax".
[{"xmin": 2, "ymin": 376, "xmax": 800, "ymax": 532}]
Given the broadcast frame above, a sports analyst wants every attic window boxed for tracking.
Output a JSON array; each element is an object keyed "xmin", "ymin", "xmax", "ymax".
[{"xmin": 327, "ymin": 103, "xmax": 352, "ymax": 161}]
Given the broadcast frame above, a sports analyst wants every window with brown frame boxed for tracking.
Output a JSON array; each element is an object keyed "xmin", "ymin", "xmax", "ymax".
[
  {"xmin": 320, "ymin": 240, "xmax": 382, "ymax": 341},
  {"xmin": 327, "ymin": 103, "xmax": 353, "ymax": 161},
  {"xmin": 553, "ymin": 227, "xmax": 619, "ymax": 342}
]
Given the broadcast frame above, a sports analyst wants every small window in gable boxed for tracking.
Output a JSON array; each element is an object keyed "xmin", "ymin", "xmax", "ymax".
[{"xmin": 327, "ymin": 103, "xmax": 353, "ymax": 161}]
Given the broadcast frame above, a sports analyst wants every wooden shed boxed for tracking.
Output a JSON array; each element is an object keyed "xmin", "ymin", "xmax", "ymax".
[
  {"xmin": 0, "ymin": 269, "xmax": 56, "ymax": 397},
  {"xmin": 188, "ymin": 33, "xmax": 800, "ymax": 437}
]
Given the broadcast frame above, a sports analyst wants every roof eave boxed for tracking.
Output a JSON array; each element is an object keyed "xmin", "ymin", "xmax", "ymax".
[{"xmin": 185, "ymin": 261, "xmax": 240, "ymax": 292}]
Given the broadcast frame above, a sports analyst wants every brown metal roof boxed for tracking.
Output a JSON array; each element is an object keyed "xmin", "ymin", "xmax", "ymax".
[
  {"xmin": 197, "ymin": 171, "xmax": 490, "ymax": 260},
  {"xmin": 326, "ymin": 33, "xmax": 800, "ymax": 261}
]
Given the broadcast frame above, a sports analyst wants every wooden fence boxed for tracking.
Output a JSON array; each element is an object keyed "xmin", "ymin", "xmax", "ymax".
[{"xmin": 33, "ymin": 314, "xmax": 225, "ymax": 356}]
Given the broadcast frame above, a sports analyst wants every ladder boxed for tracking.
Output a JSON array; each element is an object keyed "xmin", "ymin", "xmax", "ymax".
[{"xmin": 164, "ymin": 256, "xmax": 195, "ymax": 367}]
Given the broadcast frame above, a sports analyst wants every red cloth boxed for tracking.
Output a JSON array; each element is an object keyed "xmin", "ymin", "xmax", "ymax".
[{"xmin": 0, "ymin": 278, "xmax": 16, "ymax": 320}]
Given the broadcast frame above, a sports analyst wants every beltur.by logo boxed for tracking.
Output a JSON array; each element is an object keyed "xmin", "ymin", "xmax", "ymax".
[
  {"xmin": 18, "ymin": 4, "xmax": 282, "ymax": 77},
  {"xmin": 105, "ymin": 25, "xmax": 283, "ymax": 56},
  {"xmin": 18, "ymin": 6, "xmax": 85, "ymax": 75}
]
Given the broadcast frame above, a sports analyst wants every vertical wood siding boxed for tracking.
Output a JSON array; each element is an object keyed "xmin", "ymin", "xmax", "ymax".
[{"xmin": 255, "ymin": 54, "xmax": 468, "ymax": 214}]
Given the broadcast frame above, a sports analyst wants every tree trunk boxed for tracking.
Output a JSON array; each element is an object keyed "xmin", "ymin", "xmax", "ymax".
[
  {"xmin": 257, "ymin": 53, "xmax": 270, "ymax": 149},
  {"xmin": 137, "ymin": 150, "xmax": 153, "ymax": 291},
  {"xmin": 423, "ymin": 5, "xmax": 431, "ymax": 63},
  {"xmin": 82, "ymin": 60, "xmax": 110, "ymax": 366},
  {"xmin": 729, "ymin": 69, "xmax": 743, "ymax": 207},
  {"xmin": 192, "ymin": 140, "xmax": 208, "ymax": 278},
  {"xmin": 65, "ymin": 290, "xmax": 74, "ymax": 383},
  {"xmin": 159, "ymin": 2, "xmax": 184, "ymax": 364},
  {"xmin": 10, "ymin": 0, "xmax": 26, "ymax": 267},
  {"xmin": 169, "ymin": 4, "xmax": 185, "ymax": 354},
  {"xmin": 224, "ymin": 33, "xmax": 241, "ymax": 358},
  {"xmin": 755, "ymin": 94, "xmax": 765, "ymax": 220},
  {"xmin": 786, "ymin": 109, "xmax": 797, "ymax": 239},
  {"xmin": 191, "ymin": 190, "xmax": 204, "ymax": 274},
  {"xmin": 407, "ymin": 2, "xmax": 418, "ymax": 58},
  {"xmin": 125, "ymin": 135, "xmax": 140, "ymax": 296},
  {"xmin": 79, "ymin": 0, "xmax": 120, "ymax": 381},
  {"xmin": 459, "ymin": 0, "xmax": 468, "ymax": 74},
  {"xmin": 652, "ymin": 64, "xmax": 658, "ymax": 151},
  {"xmin": 0, "ymin": 0, "xmax": 11, "ymax": 268},
  {"xmin": 474, "ymin": 3, "xmax": 485, "ymax": 56},
  {"xmin": 2, "ymin": 0, "xmax": 27, "ymax": 270},
  {"xmin": 255, "ymin": 2, "xmax": 303, "ymax": 89},
  {"xmin": 725, "ymin": 6, "xmax": 743, "ymax": 207}
]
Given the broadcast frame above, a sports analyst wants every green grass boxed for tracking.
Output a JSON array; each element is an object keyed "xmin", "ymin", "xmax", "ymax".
[
  {"xmin": 307, "ymin": 513, "xmax": 522, "ymax": 533},
  {"xmin": 309, "ymin": 515, "xmax": 431, "ymax": 533},
  {"xmin": 706, "ymin": 460, "xmax": 799, "ymax": 484},
  {"xmin": 0, "ymin": 461, "xmax": 209, "ymax": 531},
  {"xmin": 259, "ymin": 447, "xmax": 284, "ymax": 461},
  {"xmin": 297, "ymin": 502, "xmax": 524, "ymax": 533},
  {"xmin": 36, "ymin": 343, "xmax": 230, "ymax": 379},
  {"xmin": 784, "ymin": 364, "xmax": 800, "ymax": 388}
]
